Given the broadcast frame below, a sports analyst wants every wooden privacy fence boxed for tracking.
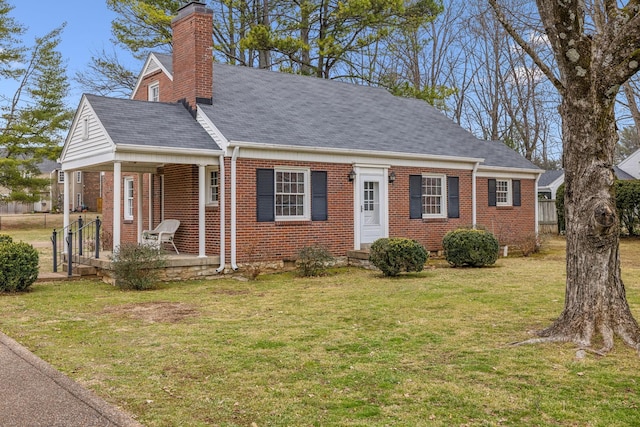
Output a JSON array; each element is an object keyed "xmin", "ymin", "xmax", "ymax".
[{"xmin": 538, "ymin": 199, "xmax": 558, "ymax": 234}]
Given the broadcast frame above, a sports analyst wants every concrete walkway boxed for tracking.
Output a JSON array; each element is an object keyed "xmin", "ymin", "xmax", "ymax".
[{"xmin": 0, "ymin": 331, "xmax": 142, "ymax": 427}]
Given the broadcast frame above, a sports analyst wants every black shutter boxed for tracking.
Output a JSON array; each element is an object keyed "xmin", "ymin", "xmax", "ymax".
[
  {"xmin": 488, "ymin": 179, "xmax": 497, "ymax": 207},
  {"xmin": 447, "ymin": 176, "xmax": 459, "ymax": 218},
  {"xmin": 311, "ymin": 171, "xmax": 327, "ymax": 221},
  {"xmin": 409, "ymin": 175, "xmax": 423, "ymax": 219},
  {"xmin": 513, "ymin": 180, "xmax": 521, "ymax": 207},
  {"xmin": 256, "ymin": 169, "xmax": 274, "ymax": 222}
]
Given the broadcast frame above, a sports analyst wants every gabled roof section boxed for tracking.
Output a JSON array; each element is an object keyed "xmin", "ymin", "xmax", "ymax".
[
  {"xmin": 86, "ymin": 94, "xmax": 216, "ymax": 149},
  {"xmin": 198, "ymin": 63, "xmax": 540, "ymax": 171},
  {"xmin": 538, "ymin": 170, "xmax": 564, "ymax": 187},
  {"xmin": 614, "ymin": 165, "xmax": 635, "ymax": 180},
  {"xmin": 60, "ymin": 94, "xmax": 222, "ymax": 171},
  {"xmin": 131, "ymin": 52, "xmax": 174, "ymax": 100}
]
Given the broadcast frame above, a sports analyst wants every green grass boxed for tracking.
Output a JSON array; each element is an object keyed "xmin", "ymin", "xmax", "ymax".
[{"xmin": 1, "ymin": 236, "xmax": 640, "ymax": 426}]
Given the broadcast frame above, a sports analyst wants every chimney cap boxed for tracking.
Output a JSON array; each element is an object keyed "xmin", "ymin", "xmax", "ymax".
[
  {"xmin": 173, "ymin": 1, "xmax": 213, "ymax": 23},
  {"xmin": 178, "ymin": 1, "xmax": 206, "ymax": 11}
]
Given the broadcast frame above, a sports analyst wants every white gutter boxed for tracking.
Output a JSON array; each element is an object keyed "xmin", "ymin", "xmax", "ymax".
[
  {"xmin": 472, "ymin": 162, "xmax": 480, "ymax": 228},
  {"xmin": 227, "ymin": 140, "xmax": 485, "ymax": 165},
  {"xmin": 230, "ymin": 146, "xmax": 239, "ymax": 271},
  {"xmin": 216, "ymin": 154, "xmax": 226, "ymax": 273}
]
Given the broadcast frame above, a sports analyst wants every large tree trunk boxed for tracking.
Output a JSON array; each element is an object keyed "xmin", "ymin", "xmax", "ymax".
[
  {"xmin": 488, "ymin": 0, "xmax": 640, "ymax": 356},
  {"xmin": 537, "ymin": 91, "xmax": 640, "ymax": 353}
]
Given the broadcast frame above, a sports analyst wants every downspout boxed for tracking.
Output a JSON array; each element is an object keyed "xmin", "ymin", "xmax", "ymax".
[
  {"xmin": 472, "ymin": 162, "xmax": 479, "ymax": 228},
  {"xmin": 230, "ymin": 146, "xmax": 239, "ymax": 271},
  {"xmin": 216, "ymin": 154, "xmax": 226, "ymax": 273},
  {"xmin": 535, "ymin": 172, "xmax": 541, "ymax": 235}
]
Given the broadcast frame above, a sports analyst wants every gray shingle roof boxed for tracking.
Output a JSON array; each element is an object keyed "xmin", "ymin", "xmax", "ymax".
[
  {"xmin": 85, "ymin": 94, "xmax": 218, "ymax": 151},
  {"xmin": 614, "ymin": 165, "xmax": 635, "ymax": 180},
  {"xmin": 152, "ymin": 53, "xmax": 173, "ymax": 75},
  {"xmin": 540, "ymin": 168, "xmax": 635, "ymax": 187},
  {"xmin": 538, "ymin": 170, "xmax": 564, "ymax": 187},
  {"xmin": 198, "ymin": 63, "xmax": 539, "ymax": 170}
]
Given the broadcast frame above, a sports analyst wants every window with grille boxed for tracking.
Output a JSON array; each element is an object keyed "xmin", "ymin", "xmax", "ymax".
[
  {"xmin": 496, "ymin": 179, "xmax": 511, "ymax": 206},
  {"xmin": 275, "ymin": 169, "xmax": 309, "ymax": 220},
  {"xmin": 124, "ymin": 177, "xmax": 134, "ymax": 220},
  {"xmin": 208, "ymin": 169, "xmax": 219, "ymax": 205},
  {"xmin": 421, "ymin": 175, "xmax": 446, "ymax": 218}
]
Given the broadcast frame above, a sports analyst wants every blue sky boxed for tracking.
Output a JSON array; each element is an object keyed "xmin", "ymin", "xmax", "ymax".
[{"xmin": 6, "ymin": 0, "xmax": 138, "ymax": 100}]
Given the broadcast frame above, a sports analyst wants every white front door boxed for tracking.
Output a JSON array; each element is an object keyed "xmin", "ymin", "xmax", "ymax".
[{"xmin": 358, "ymin": 170, "xmax": 387, "ymax": 247}]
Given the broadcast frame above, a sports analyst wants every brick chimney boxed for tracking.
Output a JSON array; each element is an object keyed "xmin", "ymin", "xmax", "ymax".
[{"xmin": 171, "ymin": 1, "xmax": 213, "ymax": 114}]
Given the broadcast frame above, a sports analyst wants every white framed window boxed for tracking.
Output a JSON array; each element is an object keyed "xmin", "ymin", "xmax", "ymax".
[
  {"xmin": 124, "ymin": 177, "xmax": 134, "ymax": 220},
  {"xmin": 275, "ymin": 168, "xmax": 310, "ymax": 221},
  {"xmin": 496, "ymin": 179, "xmax": 512, "ymax": 206},
  {"xmin": 57, "ymin": 170, "xmax": 64, "ymax": 183},
  {"xmin": 421, "ymin": 174, "xmax": 447, "ymax": 218},
  {"xmin": 207, "ymin": 169, "xmax": 219, "ymax": 206},
  {"xmin": 76, "ymin": 171, "xmax": 82, "ymax": 183},
  {"xmin": 148, "ymin": 82, "xmax": 160, "ymax": 102}
]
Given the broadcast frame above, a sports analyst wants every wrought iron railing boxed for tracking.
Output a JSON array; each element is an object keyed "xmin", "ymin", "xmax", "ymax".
[{"xmin": 51, "ymin": 216, "xmax": 102, "ymax": 277}]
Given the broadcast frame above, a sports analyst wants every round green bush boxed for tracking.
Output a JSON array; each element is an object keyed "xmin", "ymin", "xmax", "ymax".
[
  {"xmin": 0, "ymin": 241, "xmax": 39, "ymax": 292},
  {"xmin": 0, "ymin": 234, "xmax": 13, "ymax": 244},
  {"xmin": 369, "ymin": 237, "xmax": 428, "ymax": 276},
  {"xmin": 442, "ymin": 228, "xmax": 499, "ymax": 267}
]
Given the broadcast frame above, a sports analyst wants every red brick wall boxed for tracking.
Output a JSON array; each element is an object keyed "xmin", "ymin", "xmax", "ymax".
[
  {"xmin": 476, "ymin": 177, "xmax": 537, "ymax": 245},
  {"xmin": 388, "ymin": 168, "xmax": 474, "ymax": 252},
  {"xmin": 100, "ymin": 161, "xmax": 537, "ymax": 262},
  {"xmin": 233, "ymin": 159, "xmax": 354, "ymax": 262},
  {"xmin": 132, "ymin": 71, "xmax": 173, "ymax": 102}
]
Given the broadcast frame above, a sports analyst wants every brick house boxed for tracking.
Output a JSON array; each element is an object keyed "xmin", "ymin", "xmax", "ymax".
[{"xmin": 59, "ymin": 1, "xmax": 541, "ymax": 270}]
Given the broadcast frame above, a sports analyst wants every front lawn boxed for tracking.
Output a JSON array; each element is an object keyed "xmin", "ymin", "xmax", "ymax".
[{"xmin": 1, "ymin": 237, "xmax": 640, "ymax": 426}]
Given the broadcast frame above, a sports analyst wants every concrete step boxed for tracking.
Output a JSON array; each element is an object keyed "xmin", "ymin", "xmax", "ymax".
[{"xmin": 62, "ymin": 263, "xmax": 97, "ymax": 276}]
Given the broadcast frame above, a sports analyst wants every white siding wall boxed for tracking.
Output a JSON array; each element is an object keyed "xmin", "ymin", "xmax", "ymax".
[{"xmin": 63, "ymin": 101, "xmax": 113, "ymax": 162}]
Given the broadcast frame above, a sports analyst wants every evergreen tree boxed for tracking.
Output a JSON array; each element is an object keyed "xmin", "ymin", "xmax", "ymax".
[{"xmin": 0, "ymin": 1, "xmax": 72, "ymax": 203}]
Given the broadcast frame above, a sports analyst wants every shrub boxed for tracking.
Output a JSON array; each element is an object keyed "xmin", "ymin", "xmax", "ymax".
[
  {"xmin": 0, "ymin": 241, "xmax": 39, "ymax": 292},
  {"xmin": 110, "ymin": 243, "xmax": 166, "ymax": 290},
  {"xmin": 0, "ymin": 234, "xmax": 13, "ymax": 244},
  {"xmin": 296, "ymin": 245, "xmax": 334, "ymax": 277},
  {"xmin": 517, "ymin": 232, "xmax": 542, "ymax": 257},
  {"xmin": 442, "ymin": 228, "xmax": 499, "ymax": 267},
  {"xmin": 369, "ymin": 238, "xmax": 428, "ymax": 277}
]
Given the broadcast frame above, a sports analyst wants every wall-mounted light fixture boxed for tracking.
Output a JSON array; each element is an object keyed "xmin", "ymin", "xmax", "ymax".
[
  {"xmin": 388, "ymin": 171, "xmax": 396, "ymax": 184},
  {"xmin": 348, "ymin": 169, "xmax": 356, "ymax": 182}
]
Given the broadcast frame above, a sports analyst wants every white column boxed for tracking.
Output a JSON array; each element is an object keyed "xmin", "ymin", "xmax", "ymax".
[
  {"xmin": 63, "ymin": 171, "xmax": 70, "ymax": 253},
  {"xmin": 137, "ymin": 173, "xmax": 143, "ymax": 243},
  {"xmin": 113, "ymin": 162, "xmax": 122, "ymax": 249},
  {"xmin": 472, "ymin": 162, "xmax": 479, "ymax": 228},
  {"xmin": 148, "ymin": 173, "xmax": 154, "ymax": 230},
  {"xmin": 198, "ymin": 164, "xmax": 207, "ymax": 258}
]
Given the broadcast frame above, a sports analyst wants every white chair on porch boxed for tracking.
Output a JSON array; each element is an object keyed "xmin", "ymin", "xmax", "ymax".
[{"xmin": 142, "ymin": 219, "xmax": 180, "ymax": 254}]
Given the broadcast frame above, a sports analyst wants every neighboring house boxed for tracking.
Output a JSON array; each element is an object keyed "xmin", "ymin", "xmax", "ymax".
[
  {"xmin": 0, "ymin": 159, "xmax": 59, "ymax": 214},
  {"xmin": 539, "ymin": 163, "xmax": 637, "ymax": 201},
  {"xmin": 538, "ymin": 170, "xmax": 565, "ymax": 200},
  {"xmin": 58, "ymin": 1, "xmax": 541, "ymax": 268},
  {"xmin": 617, "ymin": 148, "xmax": 640, "ymax": 178},
  {"xmin": 51, "ymin": 168, "xmax": 103, "ymax": 212}
]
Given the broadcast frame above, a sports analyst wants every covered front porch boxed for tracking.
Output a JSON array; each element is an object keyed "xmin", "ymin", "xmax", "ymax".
[{"xmin": 59, "ymin": 94, "xmax": 226, "ymax": 265}]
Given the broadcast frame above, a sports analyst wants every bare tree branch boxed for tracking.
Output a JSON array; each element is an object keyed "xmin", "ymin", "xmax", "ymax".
[{"xmin": 487, "ymin": 0, "xmax": 563, "ymax": 92}]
